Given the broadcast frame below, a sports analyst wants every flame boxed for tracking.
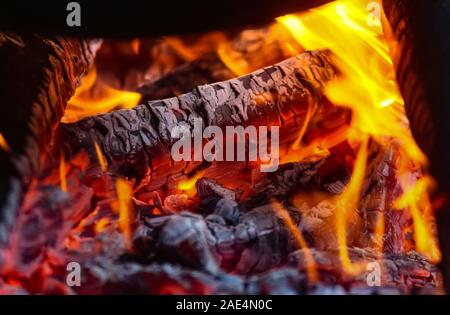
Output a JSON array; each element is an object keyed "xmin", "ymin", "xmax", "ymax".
[
  {"xmin": 335, "ymin": 136, "xmax": 368, "ymax": 274},
  {"xmin": 395, "ymin": 176, "xmax": 441, "ymax": 262},
  {"xmin": 94, "ymin": 141, "xmax": 108, "ymax": 172},
  {"xmin": 95, "ymin": 217, "xmax": 111, "ymax": 234},
  {"xmin": 59, "ymin": 152, "xmax": 67, "ymax": 192},
  {"xmin": 0, "ymin": 132, "xmax": 10, "ymax": 153},
  {"xmin": 62, "ymin": 68, "xmax": 141, "ymax": 123},
  {"xmin": 177, "ymin": 170, "xmax": 206, "ymax": 197},
  {"xmin": 278, "ymin": 0, "xmax": 439, "ymax": 266},
  {"xmin": 115, "ymin": 178, "xmax": 135, "ymax": 247},
  {"xmin": 271, "ymin": 200, "xmax": 318, "ymax": 283}
]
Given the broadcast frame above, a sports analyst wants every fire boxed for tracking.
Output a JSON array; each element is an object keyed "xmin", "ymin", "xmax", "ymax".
[
  {"xmin": 94, "ymin": 141, "xmax": 108, "ymax": 172},
  {"xmin": 395, "ymin": 176, "xmax": 441, "ymax": 262},
  {"xmin": 115, "ymin": 178, "xmax": 135, "ymax": 247},
  {"xmin": 335, "ymin": 136, "xmax": 368, "ymax": 274},
  {"xmin": 278, "ymin": 0, "xmax": 440, "ymax": 266},
  {"xmin": 95, "ymin": 217, "xmax": 111, "ymax": 234},
  {"xmin": 0, "ymin": 132, "xmax": 10, "ymax": 153},
  {"xmin": 177, "ymin": 170, "xmax": 206, "ymax": 197},
  {"xmin": 62, "ymin": 67, "xmax": 141, "ymax": 123}
]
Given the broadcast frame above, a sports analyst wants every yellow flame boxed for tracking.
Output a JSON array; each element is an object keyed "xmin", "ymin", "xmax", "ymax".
[
  {"xmin": 0, "ymin": 132, "xmax": 10, "ymax": 153},
  {"xmin": 278, "ymin": 0, "xmax": 439, "ymax": 265},
  {"xmin": 271, "ymin": 200, "xmax": 318, "ymax": 283},
  {"xmin": 62, "ymin": 68, "xmax": 141, "ymax": 123},
  {"xmin": 59, "ymin": 151, "xmax": 67, "ymax": 192},
  {"xmin": 291, "ymin": 102, "xmax": 315, "ymax": 150},
  {"xmin": 130, "ymin": 39, "xmax": 140, "ymax": 55},
  {"xmin": 395, "ymin": 176, "xmax": 441, "ymax": 262},
  {"xmin": 277, "ymin": 0, "xmax": 425, "ymax": 163},
  {"xmin": 94, "ymin": 141, "xmax": 107, "ymax": 172},
  {"xmin": 115, "ymin": 178, "xmax": 135, "ymax": 247},
  {"xmin": 95, "ymin": 217, "xmax": 111, "ymax": 234},
  {"xmin": 335, "ymin": 136, "xmax": 368, "ymax": 274}
]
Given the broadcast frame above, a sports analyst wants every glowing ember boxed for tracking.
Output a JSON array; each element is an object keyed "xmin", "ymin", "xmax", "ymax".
[{"xmin": 271, "ymin": 200, "xmax": 318, "ymax": 283}]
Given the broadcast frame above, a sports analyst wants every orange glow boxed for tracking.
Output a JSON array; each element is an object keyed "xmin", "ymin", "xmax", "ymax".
[
  {"xmin": 0, "ymin": 132, "xmax": 10, "ymax": 153},
  {"xmin": 277, "ymin": 0, "xmax": 425, "ymax": 163},
  {"xmin": 177, "ymin": 170, "xmax": 206, "ymax": 197},
  {"xmin": 94, "ymin": 141, "xmax": 108, "ymax": 172},
  {"xmin": 62, "ymin": 68, "xmax": 141, "ymax": 123},
  {"xmin": 115, "ymin": 178, "xmax": 135, "ymax": 247},
  {"xmin": 130, "ymin": 39, "xmax": 140, "ymax": 55},
  {"xmin": 59, "ymin": 152, "xmax": 67, "ymax": 193},
  {"xmin": 395, "ymin": 176, "xmax": 441, "ymax": 262},
  {"xmin": 95, "ymin": 217, "xmax": 111, "ymax": 234},
  {"xmin": 271, "ymin": 200, "xmax": 318, "ymax": 283},
  {"xmin": 278, "ymin": 0, "xmax": 440, "ymax": 267}
]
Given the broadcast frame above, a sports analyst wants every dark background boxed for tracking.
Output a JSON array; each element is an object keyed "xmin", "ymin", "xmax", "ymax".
[{"xmin": 0, "ymin": 0, "xmax": 331, "ymax": 38}]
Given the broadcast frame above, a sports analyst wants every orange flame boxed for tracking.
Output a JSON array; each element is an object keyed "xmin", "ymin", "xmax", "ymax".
[
  {"xmin": 115, "ymin": 178, "xmax": 135, "ymax": 247},
  {"xmin": 95, "ymin": 217, "xmax": 111, "ymax": 234},
  {"xmin": 278, "ymin": 0, "xmax": 440, "ymax": 265},
  {"xmin": 395, "ymin": 176, "xmax": 441, "ymax": 262},
  {"xmin": 62, "ymin": 68, "xmax": 141, "ymax": 123},
  {"xmin": 0, "ymin": 132, "xmax": 10, "ymax": 153},
  {"xmin": 335, "ymin": 137, "xmax": 368, "ymax": 274},
  {"xmin": 271, "ymin": 200, "xmax": 318, "ymax": 283},
  {"xmin": 59, "ymin": 152, "xmax": 67, "ymax": 193},
  {"xmin": 94, "ymin": 141, "xmax": 108, "ymax": 172},
  {"xmin": 177, "ymin": 170, "xmax": 206, "ymax": 197}
]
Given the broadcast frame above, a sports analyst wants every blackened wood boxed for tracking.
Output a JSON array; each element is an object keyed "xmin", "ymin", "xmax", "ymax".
[
  {"xmin": 383, "ymin": 0, "xmax": 450, "ymax": 292},
  {"xmin": 138, "ymin": 52, "xmax": 235, "ymax": 102},
  {"xmin": 56, "ymin": 50, "xmax": 338, "ymax": 183},
  {"xmin": 0, "ymin": 33, "xmax": 100, "ymax": 245}
]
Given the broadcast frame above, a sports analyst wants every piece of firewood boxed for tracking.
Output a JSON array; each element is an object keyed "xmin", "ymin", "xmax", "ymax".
[
  {"xmin": 55, "ymin": 50, "xmax": 338, "ymax": 187},
  {"xmin": 0, "ymin": 33, "xmax": 100, "ymax": 245},
  {"xmin": 138, "ymin": 25, "xmax": 300, "ymax": 102}
]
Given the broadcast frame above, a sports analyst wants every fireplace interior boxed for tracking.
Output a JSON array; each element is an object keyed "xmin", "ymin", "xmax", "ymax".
[{"xmin": 0, "ymin": 0, "xmax": 448, "ymax": 295}]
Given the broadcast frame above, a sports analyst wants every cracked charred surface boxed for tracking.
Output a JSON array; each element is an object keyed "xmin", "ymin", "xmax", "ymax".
[{"xmin": 53, "ymin": 50, "xmax": 338, "ymax": 187}]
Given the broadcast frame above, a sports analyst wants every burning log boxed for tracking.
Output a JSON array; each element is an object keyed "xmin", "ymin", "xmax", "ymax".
[
  {"xmin": 383, "ymin": 0, "xmax": 450, "ymax": 292},
  {"xmin": 55, "ymin": 50, "xmax": 338, "ymax": 185},
  {"xmin": 0, "ymin": 33, "xmax": 100, "ymax": 245}
]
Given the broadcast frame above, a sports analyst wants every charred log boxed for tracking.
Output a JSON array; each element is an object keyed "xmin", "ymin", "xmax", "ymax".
[
  {"xmin": 55, "ymin": 50, "xmax": 338, "ymax": 185},
  {"xmin": 0, "ymin": 33, "xmax": 100, "ymax": 246}
]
